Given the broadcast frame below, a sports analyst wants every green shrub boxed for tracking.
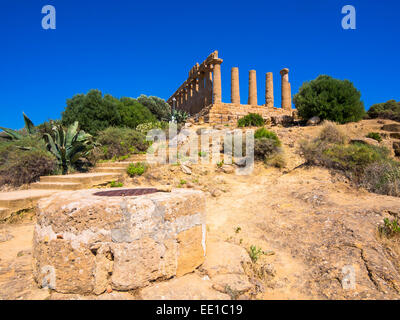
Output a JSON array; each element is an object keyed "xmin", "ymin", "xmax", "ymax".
[
  {"xmin": 249, "ymin": 245, "xmax": 263, "ymax": 263},
  {"xmin": 61, "ymin": 90, "xmax": 157, "ymax": 135},
  {"xmin": 127, "ymin": 162, "xmax": 148, "ymax": 177},
  {"xmin": 367, "ymin": 100, "xmax": 400, "ymax": 121},
  {"xmin": 237, "ymin": 113, "xmax": 265, "ymax": 127},
  {"xmin": 378, "ymin": 217, "xmax": 400, "ymax": 238},
  {"xmin": 0, "ymin": 137, "xmax": 56, "ymax": 186},
  {"xmin": 299, "ymin": 121, "xmax": 400, "ymax": 197},
  {"xmin": 366, "ymin": 132, "xmax": 382, "ymax": 142},
  {"xmin": 293, "ymin": 75, "xmax": 365, "ymax": 124},
  {"xmin": 96, "ymin": 127, "xmax": 149, "ymax": 160},
  {"xmin": 254, "ymin": 138, "xmax": 280, "ymax": 160},
  {"xmin": 254, "ymin": 128, "xmax": 281, "ymax": 146},
  {"xmin": 109, "ymin": 181, "xmax": 123, "ymax": 188},
  {"xmin": 322, "ymin": 143, "xmax": 389, "ymax": 178},
  {"xmin": 137, "ymin": 95, "xmax": 171, "ymax": 121}
]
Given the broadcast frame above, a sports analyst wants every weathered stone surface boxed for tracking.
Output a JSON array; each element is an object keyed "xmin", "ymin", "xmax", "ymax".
[
  {"xmin": 201, "ymin": 242, "xmax": 251, "ymax": 277},
  {"xmin": 211, "ymin": 274, "xmax": 253, "ymax": 294},
  {"xmin": 33, "ymin": 188, "xmax": 206, "ymax": 294},
  {"xmin": 111, "ymin": 238, "xmax": 177, "ymax": 290},
  {"xmin": 177, "ymin": 225, "xmax": 205, "ymax": 276},
  {"xmin": 306, "ymin": 116, "xmax": 321, "ymax": 126},
  {"xmin": 139, "ymin": 273, "xmax": 230, "ymax": 300}
]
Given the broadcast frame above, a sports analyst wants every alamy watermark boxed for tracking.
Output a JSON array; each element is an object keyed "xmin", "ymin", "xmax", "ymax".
[
  {"xmin": 145, "ymin": 122, "xmax": 254, "ymax": 175},
  {"xmin": 41, "ymin": 5, "xmax": 56, "ymax": 30},
  {"xmin": 342, "ymin": 5, "xmax": 356, "ymax": 30}
]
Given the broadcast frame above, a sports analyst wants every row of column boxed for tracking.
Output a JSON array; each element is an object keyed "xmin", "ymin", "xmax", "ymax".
[
  {"xmin": 230, "ymin": 68, "xmax": 292, "ymax": 110},
  {"xmin": 172, "ymin": 58, "xmax": 223, "ymax": 115}
]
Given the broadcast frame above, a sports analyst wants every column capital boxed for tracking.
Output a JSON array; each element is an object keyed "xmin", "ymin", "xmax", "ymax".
[{"xmin": 280, "ymin": 68, "xmax": 289, "ymax": 76}]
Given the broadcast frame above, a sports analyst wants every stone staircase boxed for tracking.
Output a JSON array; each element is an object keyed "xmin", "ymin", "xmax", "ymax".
[{"xmin": 0, "ymin": 154, "xmax": 148, "ymax": 220}]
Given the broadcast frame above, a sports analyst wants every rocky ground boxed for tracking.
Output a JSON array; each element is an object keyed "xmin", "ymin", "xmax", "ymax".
[{"xmin": 1, "ymin": 119, "xmax": 400, "ymax": 300}]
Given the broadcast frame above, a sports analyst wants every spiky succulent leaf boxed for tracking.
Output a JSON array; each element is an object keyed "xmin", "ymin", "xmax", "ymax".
[
  {"xmin": 0, "ymin": 126, "xmax": 23, "ymax": 140},
  {"xmin": 23, "ymin": 112, "xmax": 37, "ymax": 134}
]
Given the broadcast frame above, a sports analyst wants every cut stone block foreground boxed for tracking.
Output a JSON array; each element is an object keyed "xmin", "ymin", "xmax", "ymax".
[{"xmin": 33, "ymin": 188, "xmax": 206, "ymax": 294}]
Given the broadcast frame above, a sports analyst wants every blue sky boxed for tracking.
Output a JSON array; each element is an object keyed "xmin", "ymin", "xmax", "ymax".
[{"xmin": 0, "ymin": 0, "xmax": 399, "ymax": 129}]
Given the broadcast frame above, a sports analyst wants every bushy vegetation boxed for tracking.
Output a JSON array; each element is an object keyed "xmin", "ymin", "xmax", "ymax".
[
  {"xmin": 378, "ymin": 217, "xmax": 400, "ymax": 238},
  {"xmin": 95, "ymin": 127, "xmax": 149, "ymax": 160},
  {"xmin": 62, "ymin": 90, "xmax": 157, "ymax": 135},
  {"xmin": 293, "ymin": 75, "xmax": 365, "ymax": 124},
  {"xmin": 222, "ymin": 128, "xmax": 284, "ymax": 167},
  {"xmin": 366, "ymin": 132, "xmax": 382, "ymax": 142},
  {"xmin": 137, "ymin": 95, "xmax": 171, "ymax": 121},
  {"xmin": 109, "ymin": 180, "xmax": 123, "ymax": 188},
  {"xmin": 254, "ymin": 128, "xmax": 281, "ymax": 146},
  {"xmin": 254, "ymin": 128, "xmax": 284, "ymax": 167},
  {"xmin": 249, "ymin": 245, "xmax": 264, "ymax": 263},
  {"xmin": 300, "ymin": 121, "xmax": 400, "ymax": 196},
  {"xmin": 127, "ymin": 162, "xmax": 148, "ymax": 177},
  {"xmin": 367, "ymin": 100, "xmax": 400, "ymax": 121},
  {"xmin": 0, "ymin": 136, "xmax": 56, "ymax": 186},
  {"xmin": 136, "ymin": 121, "xmax": 169, "ymax": 135},
  {"xmin": 237, "ymin": 113, "xmax": 265, "ymax": 127}
]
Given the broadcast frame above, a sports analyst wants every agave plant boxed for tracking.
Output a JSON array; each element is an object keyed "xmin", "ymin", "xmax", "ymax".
[
  {"xmin": 170, "ymin": 109, "xmax": 189, "ymax": 124},
  {"xmin": 44, "ymin": 121, "xmax": 94, "ymax": 174},
  {"xmin": 0, "ymin": 113, "xmax": 37, "ymax": 140}
]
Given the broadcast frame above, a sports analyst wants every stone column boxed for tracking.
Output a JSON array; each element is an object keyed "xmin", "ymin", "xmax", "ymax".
[
  {"xmin": 188, "ymin": 83, "xmax": 193, "ymax": 114},
  {"xmin": 280, "ymin": 68, "xmax": 292, "ymax": 110},
  {"xmin": 183, "ymin": 87, "xmax": 188, "ymax": 111},
  {"xmin": 198, "ymin": 72, "xmax": 205, "ymax": 109},
  {"xmin": 231, "ymin": 67, "xmax": 240, "ymax": 104},
  {"xmin": 205, "ymin": 69, "xmax": 213, "ymax": 106},
  {"xmin": 212, "ymin": 61, "xmax": 222, "ymax": 104},
  {"xmin": 265, "ymin": 72, "xmax": 274, "ymax": 108},
  {"xmin": 248, "ymin": 70, "xmax": 257, "ymax": 105}
]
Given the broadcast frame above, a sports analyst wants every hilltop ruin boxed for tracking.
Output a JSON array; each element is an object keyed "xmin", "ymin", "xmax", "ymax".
[{"xmin": 167, "ymin": 51, "xmax": 295, "ymax": 125}]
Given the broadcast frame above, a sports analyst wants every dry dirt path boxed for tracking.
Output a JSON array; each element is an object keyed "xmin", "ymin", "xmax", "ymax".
[{"xmin": 206, "ymin": 165, "xmax": 400, "ymax": 299}]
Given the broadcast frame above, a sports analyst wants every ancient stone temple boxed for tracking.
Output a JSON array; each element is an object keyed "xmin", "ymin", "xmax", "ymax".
[{"xmin": 167, "ymin": 51, "xmax": 295, "ymax": 125}]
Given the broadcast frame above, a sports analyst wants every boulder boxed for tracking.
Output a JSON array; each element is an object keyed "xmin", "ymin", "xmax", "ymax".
[
  {"xmin": 33, "ymin": 188, "xmax": 206, "ymax": 294},
  {"xmin": 306, "ymin": 116, "xmax": 321, "ymax": 126}
]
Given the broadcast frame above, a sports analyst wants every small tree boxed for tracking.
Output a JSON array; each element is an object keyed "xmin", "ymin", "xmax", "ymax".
[
  {"xmin": 293, "ymin": 75, "xmax": 365, "ymax": 124},
  {"xmin": 136, "ymin": 95, "xmax": 171, "ymax": 121}
]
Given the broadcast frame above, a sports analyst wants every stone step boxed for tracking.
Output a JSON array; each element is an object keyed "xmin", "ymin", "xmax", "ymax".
[
  {"xmin": 127, "ymin": 154, "xmax": 147, "ymax": 161},
  {"xmin": 0, "ymin": 189, "xmax": 58, "ymax": 219},
  {"xmin": 95, "ymin": 161, "xmax": 133, "ymax": 168},
  {"xmin": 39, "ymin": 173, "xmax": 120, "ymax": 185},
  {"xmin": 95, "ymin": 167, "xmax": 127, "ymax": 173},
  {"xmin": 30, "ymin": 182, "xmax": 83, "ymax": 191}
]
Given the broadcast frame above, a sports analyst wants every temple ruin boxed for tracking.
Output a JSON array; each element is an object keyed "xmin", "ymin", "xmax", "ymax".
[{"xmin": 167, "ymin": 51, "xmax": 295, "ymax": 125}]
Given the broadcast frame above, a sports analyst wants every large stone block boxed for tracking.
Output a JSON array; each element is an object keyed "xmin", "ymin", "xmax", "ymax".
[{"xmin": 33, "ymin": 188, "xmax": 206, "ymax": 294}]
